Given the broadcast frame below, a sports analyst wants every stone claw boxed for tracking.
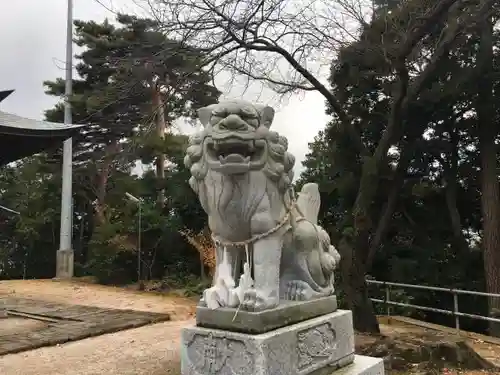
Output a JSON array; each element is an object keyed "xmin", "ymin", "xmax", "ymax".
[
  {"xmin": 241, "ymin": 288, "xmax": 278, "ymax": 312},
  {"xmin": 227, "ymin": 288, "xmax": 240, "ymax": 308},
  {"xmin": 202, "ymin": 285, "xmax": 240, "ymax": 309},
  {"xmin": 285, "ymin": 280, "xmax": 315, "ymax": 301}
]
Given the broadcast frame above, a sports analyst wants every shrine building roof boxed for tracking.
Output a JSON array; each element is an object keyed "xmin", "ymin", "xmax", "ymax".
[{"xmin": 0, "ymin": 89, "xmax": 84, "ymax": 165}]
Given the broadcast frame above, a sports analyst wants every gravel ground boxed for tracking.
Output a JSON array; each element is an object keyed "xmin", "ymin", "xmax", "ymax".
[
  {"xmin": 3, "ymin": 280, "xmax": 498, "ymax": 375},
  {"xmin": 0, "ymin": 279, "xmax": 196, "ymax": 320},
  {"xmin": 0, "ymin": 279, "xmax": 197, "ymax": 375},
  {"xmin": 0, "ymin": 317, "xmax": 47, "ymax": 335},
  {"xmin": 0, "ymin": 319, "xmax": 193, "ymax": 375}
]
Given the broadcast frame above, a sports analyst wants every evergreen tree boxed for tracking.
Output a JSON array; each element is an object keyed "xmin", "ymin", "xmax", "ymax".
[
  {"xmin": 299, "ymin": 0, "xmax": 498, "ymax": 332},
  {"xmin": 44, "ymin": 14, "xmax": 220, "ymax": 224}
]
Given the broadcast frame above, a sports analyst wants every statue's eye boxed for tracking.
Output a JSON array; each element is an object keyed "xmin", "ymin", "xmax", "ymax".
[
  {"xmin": 240, "ymin": 109, "xmax": 256, "ymax": 118},
  {"xmin": 239, "ymin": 110, "xmax": 258, "ymax": 127},
  {"xmin": 246, "ymin": 118, "xmax": 259, "ymax": 127}
]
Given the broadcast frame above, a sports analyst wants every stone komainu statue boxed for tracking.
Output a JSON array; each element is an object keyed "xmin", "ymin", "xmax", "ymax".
[{"xmin": 184, "ymin": 100, "xmax": 341, "ymax": 311}]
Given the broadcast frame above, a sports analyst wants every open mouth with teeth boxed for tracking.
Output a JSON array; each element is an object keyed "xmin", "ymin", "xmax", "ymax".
[{"xmin": 205, "ymin": 137, "xmax": 265, "ymax": 172}]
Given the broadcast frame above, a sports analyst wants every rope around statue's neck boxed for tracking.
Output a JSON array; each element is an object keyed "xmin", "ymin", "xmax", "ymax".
[
  {"xmin": 211, "ymin": 186, "xmax": 299, "ymax": 248},
  {"xmin": 212, "ymin": 187, "xmax": 303, "ymax": 247},
  {"xmin": 211, "ymin": 209, "xmax": 294, "ymax": 249}
]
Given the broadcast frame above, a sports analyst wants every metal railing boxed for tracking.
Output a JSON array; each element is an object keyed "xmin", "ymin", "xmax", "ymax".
[{"xmin": 366, "ymin": 279, "xmax": 500, "ymax": 335}]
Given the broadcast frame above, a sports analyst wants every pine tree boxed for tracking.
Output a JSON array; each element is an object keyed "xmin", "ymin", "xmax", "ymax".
[{"xmin": 44, "ymin": 14, "xmax": 220, "ymax": 223}]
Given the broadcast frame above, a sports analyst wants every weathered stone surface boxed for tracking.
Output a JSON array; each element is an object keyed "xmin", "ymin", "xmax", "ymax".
[
  {"xmin": 0, "ymin": 297, "xmax": 170, "ymax": 356},
  {"xmin": 181, "ymin": 309, "xmax": 354, "ymax": 375},
  {"xmin": 332, "ymin": 355, "xmax": 384, "ymax": 375},
  {"xmin": 185, "ymin": 100, "xmax": 341, "ymax": 311},
  {"xmin": 309, "ymin": 354, "xmax": 356, "ymax": 375},
  {"xmin": 196, "ymin": 295, "xmax": 337, "ymax": 334}
]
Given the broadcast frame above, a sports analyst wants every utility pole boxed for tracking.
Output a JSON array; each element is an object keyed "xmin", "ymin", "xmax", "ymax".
[{"xmin": 56, "ymin": 0, "xmax": 74, "ymax": 279}]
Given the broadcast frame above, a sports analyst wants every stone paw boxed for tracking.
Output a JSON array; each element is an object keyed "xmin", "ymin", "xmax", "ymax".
[
  {"xmin": 203, "ymin": 286, "xmax": 223, "ymax": 309},
  {"xmin": 241, "ymin": 288, "xmax": 278, "ymax": 312},
  {"xmin": 227, "ymin": 287, "xmax": 241, "ymax": 308},
  {"xmin": 285, "ymin": 280, "xmax": 316, "ymax": 301},
  {"xmin": 202, "ymin": 285, "xmax": 242, "ymax": 309}
]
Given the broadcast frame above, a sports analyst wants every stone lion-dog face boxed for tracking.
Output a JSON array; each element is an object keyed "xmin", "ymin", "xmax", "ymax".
[
  {"xmin": 184, "ymin": 100, "xmax": 295, "ymax": 190},
  {"xmin": 200, "ymin": 100, "xmax": 275, "ymax": 174}
]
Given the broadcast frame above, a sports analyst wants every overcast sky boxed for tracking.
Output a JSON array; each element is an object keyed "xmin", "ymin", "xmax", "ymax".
[{"xmin": 0, "ymin": 0, "xmax": 330, "ymax": 175}]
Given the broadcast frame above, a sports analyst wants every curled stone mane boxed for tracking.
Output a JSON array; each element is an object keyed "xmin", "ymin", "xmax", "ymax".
[
  {"xmin": 184, "ymin": 127, "xmax": 296, "ymax": 194},
  {"xmin": 181, "ymin": 100, "xmax": 342, "ymax": 330}
]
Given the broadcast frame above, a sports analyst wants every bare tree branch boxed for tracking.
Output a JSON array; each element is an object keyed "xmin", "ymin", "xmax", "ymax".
[
  {"xmin": 143, "ymin": 0, "xmax": 494, "ymax": 160},
  {"xmin": 144, "ymin": 0, "xmax": 372, "ymax": 152}
]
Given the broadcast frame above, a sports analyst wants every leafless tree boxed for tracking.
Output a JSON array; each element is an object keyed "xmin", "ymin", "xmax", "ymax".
[
  {"xmin": 144, "ymin": 0, "xmax": 371, "ymax": 94},
  {"xmin": 141, "ymin": 0, "xmax": 497, "ymax": 332}
]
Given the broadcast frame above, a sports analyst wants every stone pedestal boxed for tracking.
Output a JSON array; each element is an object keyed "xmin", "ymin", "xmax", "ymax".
[
  {"xmin": 181, "ymin": 307, "xmax": 384, "ymax": 375},
  {"xmin": 56, "ymin": 249, "xmax": 74, "ymax": 279},
  {"xmin": 196, "ymin": 295, "xmax": 338, "ymax": 334}
]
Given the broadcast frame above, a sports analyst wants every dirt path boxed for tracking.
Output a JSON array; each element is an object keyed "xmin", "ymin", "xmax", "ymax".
[
  {"xmin": 0, "ymin": 279, "xmax": 196, "ymax": 320},
  {"xmin": 0, "ymin": 279, "xmax": 197, "ymax": 375},
  {"xmin": 0, "ymin": 319, "xmax": 192, "ymax": 375},
  {"xmin": 2, "ymin": 280, "xmax": 499, "ymax": 375}
]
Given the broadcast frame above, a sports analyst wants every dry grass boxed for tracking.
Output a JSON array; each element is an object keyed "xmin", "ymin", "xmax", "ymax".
[{"xmin": 179, "ymin": 228, "xmax": 216, "ymax": 276}]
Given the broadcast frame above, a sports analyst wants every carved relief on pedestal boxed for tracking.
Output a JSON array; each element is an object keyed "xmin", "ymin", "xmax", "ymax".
[
  {"xmin": 297, "ymin": 323, "xmax": 337, "ymax": 370},
  {"xmin": 185, "ymin": 333, "xmax": 254, "ymax": 374}
]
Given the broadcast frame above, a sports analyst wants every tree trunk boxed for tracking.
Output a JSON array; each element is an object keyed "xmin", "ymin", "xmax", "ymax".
[
  {"xmin": 94, "ymin": 141, "xmax": 119, "ymax": 225},
  {"xmin": 151, "ymin": 85, "xmax": 166, "ymax": 208},
  {"xmin": 444, "ymin": 128, "xmax": 469, "ymax": 255},
  {"xmin": 477, "ymin": 18, "xmax": 500, "ymax": 336},
  {"xmin": 366, "ymin": 142, "xmax": 415, "ymax": 271},
  {"xmin": 339, "ymin": 238, "xmax": 380, "ymax": 333},
  {"xmin": 343, "ymin": 142, "xmax": 418, "ymax": 333}
]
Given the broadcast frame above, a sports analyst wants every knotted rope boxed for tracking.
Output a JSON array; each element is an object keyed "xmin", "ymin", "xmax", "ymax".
[{"xmin": 210, "ymin": 187, "xmax": 298, "ymax": 320}]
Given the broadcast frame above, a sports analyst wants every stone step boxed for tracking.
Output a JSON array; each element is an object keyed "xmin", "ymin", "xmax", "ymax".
[{"xmin": 329, "ymin": 355, "xmax": 384, "ymax": 375}]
